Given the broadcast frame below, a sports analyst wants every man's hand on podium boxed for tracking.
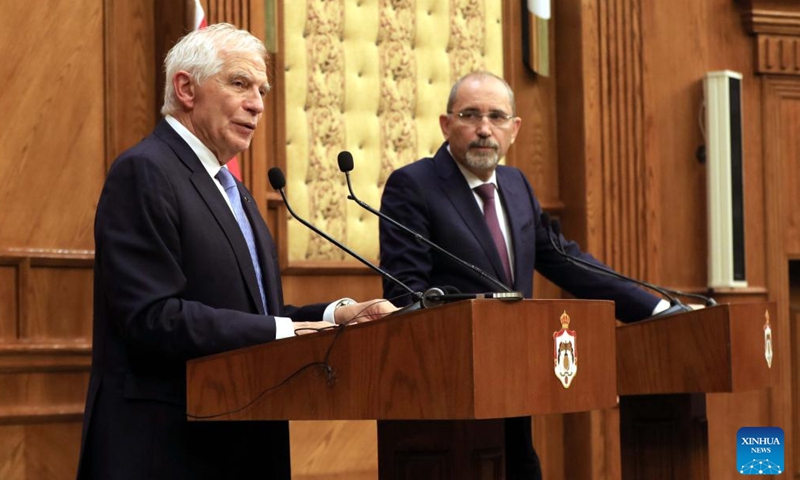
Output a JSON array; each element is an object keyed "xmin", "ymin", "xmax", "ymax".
[{"xmin": 334, "ymin": 299, "xmax": 399, "ymax": 325}]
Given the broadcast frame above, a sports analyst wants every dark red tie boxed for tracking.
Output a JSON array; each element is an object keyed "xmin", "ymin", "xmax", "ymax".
[{"xmin": 474, "ymin": 183, "xmax": 512, "ymax": 285}]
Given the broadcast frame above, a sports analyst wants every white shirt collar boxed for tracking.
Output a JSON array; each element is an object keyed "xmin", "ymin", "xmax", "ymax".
[{"xmin": 164, "ymin": 115, "xmax": 223, "ymax": 177}]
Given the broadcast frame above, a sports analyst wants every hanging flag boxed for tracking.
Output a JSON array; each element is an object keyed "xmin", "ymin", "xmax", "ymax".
[
  {"xmin": 189, "ymin": 0, "xmax": 243, "ymax": 180},
  {"xmin": 527, "ymin": 0, "xmax": 551, "ymax": 19},
  {"xmin": 192, "ymin": 0, "xmax": 207, "ymax": 29}
]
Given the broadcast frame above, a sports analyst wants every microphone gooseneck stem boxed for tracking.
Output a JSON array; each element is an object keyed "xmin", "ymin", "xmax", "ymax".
[
  {"xmin": 542, "ymin": 214, "xmax": 691, "ymax": 311},
  {"xmin": 277, "ymin": 187, "xmax": 419, "ymax": 298},
  {"xmin": 344, "ymin": 171, "xmax": 514, "ymax": 294}
]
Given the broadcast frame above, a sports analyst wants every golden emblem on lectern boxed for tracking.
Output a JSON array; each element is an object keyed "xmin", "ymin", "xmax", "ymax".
[
  {"xmin": 764, "ymin": 310, "xmax": 773, "ymax": 369},
  {"xmin": 553, "ymin": 310, "xmax": 577, "ymax": 388}
]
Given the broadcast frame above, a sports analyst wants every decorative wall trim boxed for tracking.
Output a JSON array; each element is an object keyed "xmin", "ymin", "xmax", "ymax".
[
  {"xmin": 757, "ymin": 35, "xmax": 800, "ymax": 75},
  {"xmin": 0, "ymin": 344, "xmax": 91, "ymax": 373},
  {"xmin": 0, "ymin": 248, "xmax": 94, "ymax": 266},
  {"xmin": 741, "ymin": 6, "xmax": 800, "ymax": 35},
  {"xmin": 740, "ymin": 0, "xmax": 800, "ymax": 77},
  {"xmin": 0, "ymin": 404, "xmax": 85, "ymax": 425},
  {"xmin": 597, "ymin": 0, "xmax": 649, "ymax": 278}
]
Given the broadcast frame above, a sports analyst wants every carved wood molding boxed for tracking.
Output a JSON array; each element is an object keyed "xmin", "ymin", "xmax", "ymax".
[
  {"xmin": 597, "ymin": 0, "xmax": 650, "ymax": 279},
  {"xmin": 739, "ymin": 0, "xmax": 800, "ymax": 35},
  {"xmin": 0, "ymin": 404, "xmax": 85, "ymax": 425},
  {"xmin": 757, "ymin": 34, "xmax": 800, "ymax": 75},
  {"xmin": 0, "ymin": 344, "xmax": 91, "ymax": 373},
  {"xmin": 0, "ymin": 248, "xmax": 94, "ymax": 267},
  {"xmin": 739, "ymin": 0, "xmax": 800, "ymax": 75}
]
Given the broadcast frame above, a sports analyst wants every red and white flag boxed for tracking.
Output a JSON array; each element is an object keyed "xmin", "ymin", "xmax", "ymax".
[
  {"xmin": 192, "ymin": 0, "xmax": 207, "ymax": 29},
  {"xmin": 191, "ymin": 0, "xmax": 242, "ymax": 180}
]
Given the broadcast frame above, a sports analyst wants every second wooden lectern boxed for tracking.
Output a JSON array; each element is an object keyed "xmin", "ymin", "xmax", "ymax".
[
  {"xmin": 617, "ymin": 302, "xmax": 778, "ymax": 479},
  {"xmin": 187, "ymin": 299, "xmax": 618, "ymax": 480}
]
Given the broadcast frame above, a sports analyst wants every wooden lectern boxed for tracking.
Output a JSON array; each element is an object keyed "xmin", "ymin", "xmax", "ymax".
[
  {"xmin": 616, "ymin": 302, "xmax": 778, "ymax": 479},
  {"xmin": 187, "ymin": 299, "xmax": 618, "ymax": 480}
]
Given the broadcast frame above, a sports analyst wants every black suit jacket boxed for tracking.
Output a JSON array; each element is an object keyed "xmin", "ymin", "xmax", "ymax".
[
  {"xmin": 77, "ymin": 120, "xmax": 325, "ymax": 479},
  {"xmin": 379, "ymin": 143, "xmax": 659, "ymax": 322}
]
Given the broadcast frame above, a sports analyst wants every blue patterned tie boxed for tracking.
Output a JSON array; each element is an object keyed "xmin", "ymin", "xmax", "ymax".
[{"xmin": 215, "ymin": 167, "xmax": 268, "ymax": 314}]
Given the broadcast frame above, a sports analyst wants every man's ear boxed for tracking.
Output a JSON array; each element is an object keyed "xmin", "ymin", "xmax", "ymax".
[
  {"xmin": 439, "ymin": 114, "xmax": 451, "ymax": 140},
  {"xmin": 509, "ymin": 116, "xmax": 522, "ymax": 144},
  {"xmin": 173, "ymin": 71, "xmax": 196, "ymax": 109}
]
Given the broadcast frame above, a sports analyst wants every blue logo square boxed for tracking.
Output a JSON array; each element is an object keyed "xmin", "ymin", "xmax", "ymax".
[{"xmin": 737, "ymin": 427, "xmax": 784, "ymax": 475}]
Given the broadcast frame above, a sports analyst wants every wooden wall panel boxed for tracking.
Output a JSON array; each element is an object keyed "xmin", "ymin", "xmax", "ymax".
[
  {"xmin": 596, "ymin": 0, "xmax": 648, "ymax": 278},
  {"xmin": 0, "ymin": 423, "xmax": 82, "ymax": 480},
  {"xmin": 503, "ymin": 0, "xmax": 561, "ymax": 213},
  {"xmin": 25, "ymin": 266, "xmax": 93, "ymax": 341},
  {"xmin": 762, "ymin": 77, "xmax": 800, "ymax": 479},
  {"xmin": 0, "ymin": 426, "xmax": 24, "ymax": 479},
  {"xmin": 106, "ymin": 0, "xmax": 157, "ymax": 166},
  {"xmin": 0, "ymin": 0, "xmax": 105, "ymax": 250},
  {"xmin": 643, "ymin": 0, "xmax": 766, "ymax": 293},
  {"xmin": 0, "ymin": 0, "xmax": 158, "ymax": 478},
  {"xmin": 290, "ymin": 420, "xmax": 377, "ymax": 480},
  {"xmin": 0, "ymin": 372, "xmax": 88, "ymax": 420}
]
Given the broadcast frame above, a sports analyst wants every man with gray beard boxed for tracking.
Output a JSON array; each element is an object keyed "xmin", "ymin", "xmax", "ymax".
[{"xmin": 379, "ymin": 71, "xmax": 666, "ymax": 479}]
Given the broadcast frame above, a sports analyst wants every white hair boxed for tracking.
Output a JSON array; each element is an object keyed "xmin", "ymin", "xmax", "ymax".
[{"xmin": 160, "ymin": 23, "xmax": 269, "ymax": 116}]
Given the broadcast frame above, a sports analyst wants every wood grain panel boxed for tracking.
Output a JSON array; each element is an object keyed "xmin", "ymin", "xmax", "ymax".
[
  {"xmin": 762, "ymin": 76, "xmax": 800, "ymax": 478},
  {"xmin": 105, "ymin": 0, "xmax": 157, "ymax": 166},
  {"xmin": 24, "ymin": 266, "xmax": 93, "ymax": 341},
  {"xmin": 290, "ymin": 420, "xmax": 377, "ymax": 479},
  {"xmin": 0, "ymin": 426, "xmax": 24, "ymax": 480},
  {"xmin": 24, "ymin": 423, "xmax": 82, "ymax": 480},
  {"xmin": 0, "ymin": 372, "xmax": 88, "ymax": 420},
  {"xmin": 642, "ymin": 0, "xmax": 766, "ymax": 292},
  {"xmin": 775, "ymin": 91, "xmax": 800, "ymax": 255},
  {"xmin": 620, "ymin": 394, "xmax": 708, "ymax": 480},
  {"xmin": 706, "ymin": 390, "xmax": 772, "ymax": 480},
  {"xmin": 598, "ymin": 0, "xmax": 648, "ymax": 278},
  {"xmin": 0, "ymin": 266, "xmax": 17, "ymax": 341},
  {"xmin": 503, "ymin": 0, "xmax": 561, "ymax": 211},
  {"xmin": 0, "ymin": 422, "xmax": 83, "ymax": 480},
  {"xmin": 0, "ymin": 0, "xmax": 105, "ymax": 250}
]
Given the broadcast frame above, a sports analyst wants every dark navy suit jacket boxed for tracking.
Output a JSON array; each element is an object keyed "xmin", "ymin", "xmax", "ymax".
[
  {"xmin": 77, "ymin": 120, "xmax": 325, "ymax": 479},
  {"xmin": 379, "ymin": 142, "xmax": 659, "ymax": 322}
]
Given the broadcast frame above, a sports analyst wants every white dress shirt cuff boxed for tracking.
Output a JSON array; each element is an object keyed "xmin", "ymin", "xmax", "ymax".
[
  {"xmin": 323, "ymin": 298, "xmax": 357, "ymax": 324},
  {"xmin": 274, "ymin": 316, "xmax": 295, "ymax": 339},
  {"xmin": 651, "ymin": 299, "xmax": 671, "ymax": 316}
]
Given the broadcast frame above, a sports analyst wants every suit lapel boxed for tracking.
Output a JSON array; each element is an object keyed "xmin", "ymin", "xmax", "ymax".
[
  {"xmin": 496, "ymin": 168, "xmax": 528, "ymax": 288},
  {"xmin": 432, "ymin": 146, "xmax": 509, "ymax": 287},
  {"xmin": 156, "ymin": 120, "xmax": 267, "ymax": 314}
]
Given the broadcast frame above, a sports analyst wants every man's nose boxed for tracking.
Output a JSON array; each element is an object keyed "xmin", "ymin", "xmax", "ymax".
[
  {"xmin": 476, "ymin": 119, "xmax": 493, "ymax": 136},
  {"xmin": 245, "ymin": 89, "xmax": 264, "ymax": 114}
]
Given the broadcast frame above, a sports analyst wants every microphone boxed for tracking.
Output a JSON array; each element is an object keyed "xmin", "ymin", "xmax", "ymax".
[
  {"xmin": 269, "ymin": 167, "xmax": 453, "ymax": 313},
  {"xmin": 539, "ymin": 213, "xmax": 698, "ymax": 318},
  {"xmin": 543, "ymin": 214, "xmax": 715, "ymax": 308},
  {"xmin": 336, "ymin": 150, "xmax": 522, "ymax": 301}
]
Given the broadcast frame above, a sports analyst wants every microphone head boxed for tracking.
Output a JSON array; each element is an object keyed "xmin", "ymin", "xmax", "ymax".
[
  {"xmin": 337, "ymin": 151, "xmax": 354, "ymax": 172},
  {"xmin": 268, "ymin": 167, "xmax": 286, "ymax": 190},
  {"xmin": 540, "ymin": 212, "xmax": 551, "ymax": 228}
]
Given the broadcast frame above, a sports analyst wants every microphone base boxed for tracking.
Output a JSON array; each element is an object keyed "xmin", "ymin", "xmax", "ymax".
[{"xmin": 389, "ymin": 290, "xmax": 524, "ymax": 316}]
